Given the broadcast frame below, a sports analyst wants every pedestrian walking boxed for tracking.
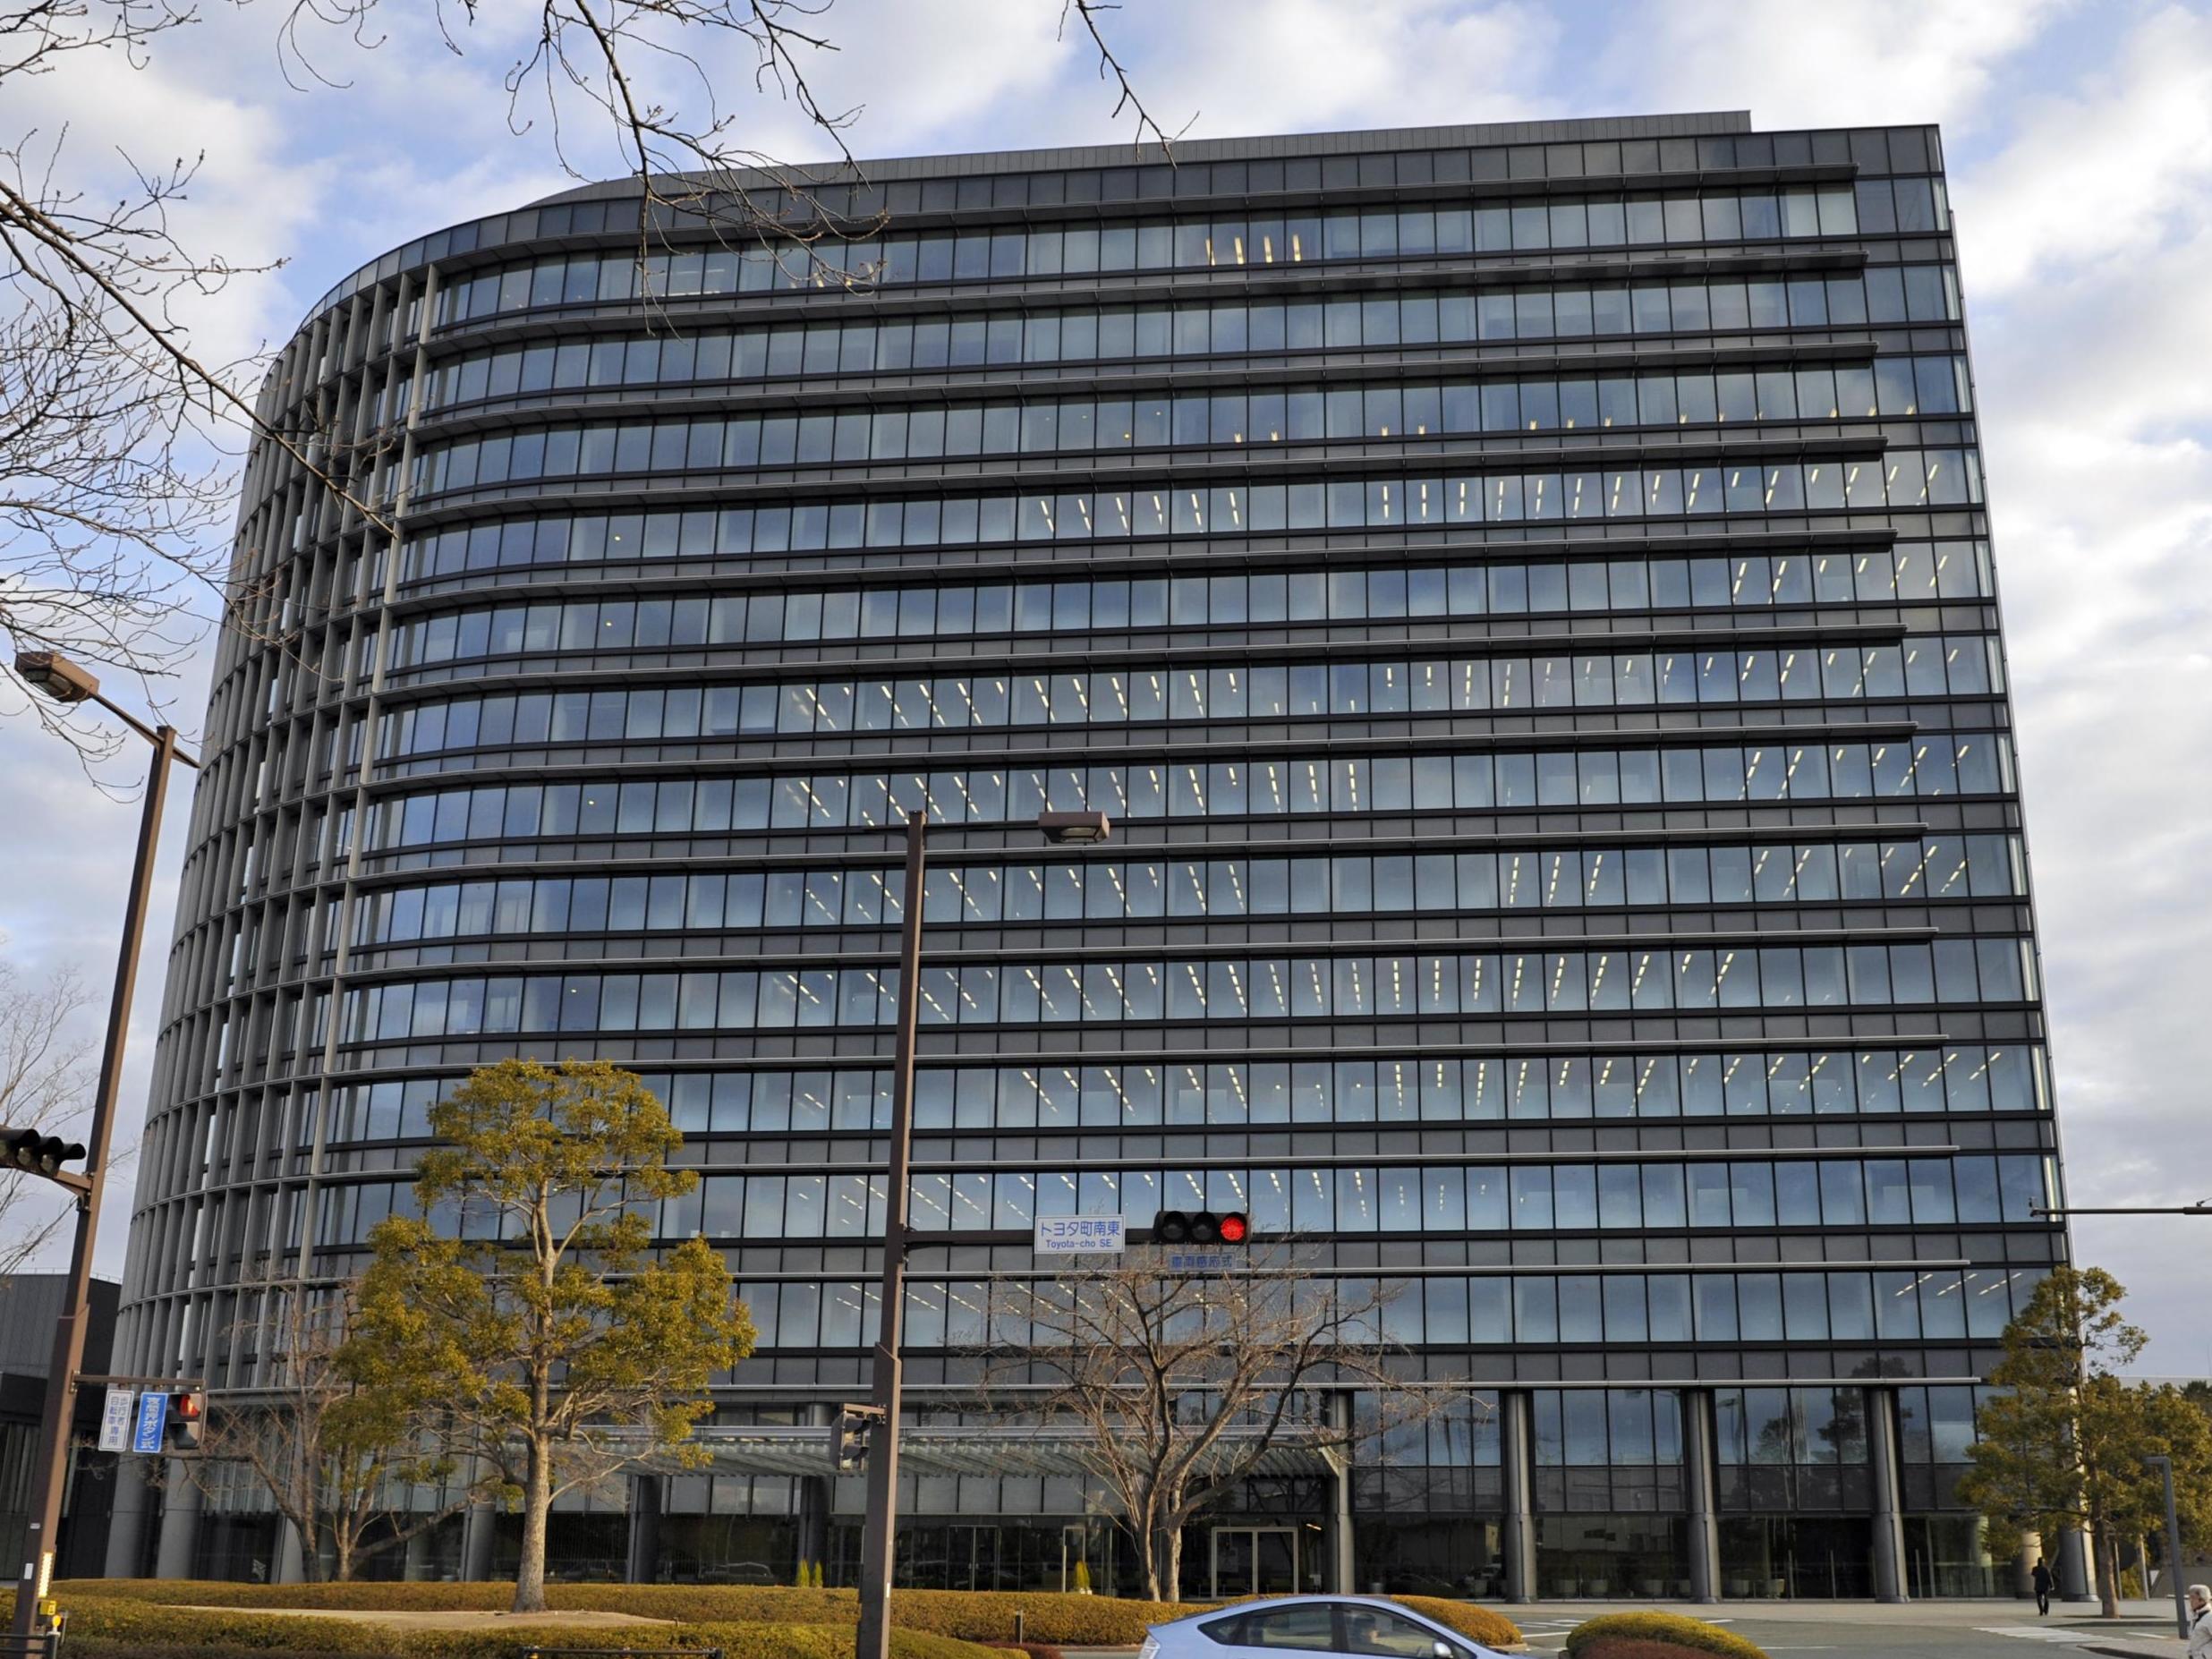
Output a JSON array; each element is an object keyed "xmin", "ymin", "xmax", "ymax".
[
  {"xmin": 2186, "ymin": 1584, "xmax": 2211, "ymax": 1659},
  {"xmin": 2032, "ymin": 1557, "xmax": 2054, "ymax": 1617}
]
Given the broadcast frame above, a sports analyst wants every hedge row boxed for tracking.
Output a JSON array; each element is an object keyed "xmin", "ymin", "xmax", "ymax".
[
  {"xmin": 55, "ymin": 1601, "xmax": 1008, "ymax": 1659},
  {"xmin": 68, "ymin": 1585, "xmax": 1209, "ymax": 1645},
  {"xmin": 1567, "ymin": 1612, "xmax": 1768, "ymax": 1659},
  {"xmin": 55, "ymin": 1584, "xmax": 1522, "ymax": 1651}
]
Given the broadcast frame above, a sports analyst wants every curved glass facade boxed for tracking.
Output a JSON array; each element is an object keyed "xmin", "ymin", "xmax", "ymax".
[{"xmin": 113, "ymin": 111, "xmax": 2063, "ymax": 1598}]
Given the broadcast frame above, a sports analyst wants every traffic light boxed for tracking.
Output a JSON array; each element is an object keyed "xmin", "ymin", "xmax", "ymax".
[
  {"xmin": 2, "ymin": 1127, "xmax": 86, "ymax": 1182},
  {"xmin": 1150, "ymin": 1210, "xmax": 1250, "ymax": 1246},
  {"xmin": 831, "ymin": 1403, "xmax": 882, "ymax": 1473},
  {"xmin": 166, "ymin": 1389, "xmax": 206, "ymax": 1453}
]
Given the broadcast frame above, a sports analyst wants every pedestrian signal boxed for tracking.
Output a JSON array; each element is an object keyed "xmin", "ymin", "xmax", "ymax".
[{"xmin": 166, "ymin": 1389, "xmax": 206, "ymax": 1453}]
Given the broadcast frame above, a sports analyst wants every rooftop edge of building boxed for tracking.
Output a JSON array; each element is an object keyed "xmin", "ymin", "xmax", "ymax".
[{"xmin": 523, "ymin": 109, "xmax": 1758, "ymax": 209}]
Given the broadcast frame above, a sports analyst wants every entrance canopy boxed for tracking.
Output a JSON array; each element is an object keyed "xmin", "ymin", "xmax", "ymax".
[{"xmin": 680, "ymin": 1424, "xmax": 1342, "ymax": 1481}]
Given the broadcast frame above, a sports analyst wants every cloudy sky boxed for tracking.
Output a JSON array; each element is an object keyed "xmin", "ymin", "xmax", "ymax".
[{"xmin": 5, "ymin": 0, "xmax": 2209, "ymax": 1371}]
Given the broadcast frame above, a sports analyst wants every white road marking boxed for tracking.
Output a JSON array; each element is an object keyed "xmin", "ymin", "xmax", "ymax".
[{"xmin": 1973, "ymin": 1627, "xmax": 2131, "ymax": 1645}]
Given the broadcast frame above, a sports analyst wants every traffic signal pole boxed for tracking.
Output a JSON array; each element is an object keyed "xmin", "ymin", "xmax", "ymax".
[
  {"xmin": 11, "ymin": 724, "xmax": 183, "ymax": 1638},
  {"xmin": 855, "ymin": 811, "xmax": 924, "ymax": 1659}
]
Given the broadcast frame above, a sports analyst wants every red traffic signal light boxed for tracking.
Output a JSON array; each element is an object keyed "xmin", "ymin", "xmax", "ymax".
[{"xmin": 1151, "ymin": 1210, "xmax": 1251, "ymax": 1246}]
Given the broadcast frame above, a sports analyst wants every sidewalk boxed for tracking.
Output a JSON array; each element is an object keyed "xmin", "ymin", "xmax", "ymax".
[{"xmin": 1502, "ymin": 1597, "xmax": 2190, "ymax": 1652}]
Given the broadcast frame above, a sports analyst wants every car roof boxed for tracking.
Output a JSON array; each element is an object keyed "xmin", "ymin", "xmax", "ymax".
[{"xmin": 1155, "ymin": 1595, "xmax": 1447, "ymax": 1629}]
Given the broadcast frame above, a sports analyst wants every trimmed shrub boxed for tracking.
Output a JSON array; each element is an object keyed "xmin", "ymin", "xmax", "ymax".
[
  {"xmin": 1578, "ymin": 1642, "xmax": 1755, "ymax": 1659},
  {"xmin": 1394, "ymin": 1596, "xmax": 1519, "ymax": 1649},
  {"xmin": 55, "ymin": 1602, "xmax": 392, "ymax": 1653},
  {"xmin": 983, "ymin": 1642, "xmax": 1067, "ymax": 1659},
  {"xmin": 1566, "ymin": 1613, "xmax": 1768, "ymax": 1659},
  {"xmin": 54, "ymin": 1602, "xmax": 1004, "ymax": 1659},
  {"xmin": 61, "ymin": 1586, "xmax": 1214, "ymax": 1646},
  {"xmin": 49, "ymin": 1583, "xmax": 1520, "ymax": 1654}
]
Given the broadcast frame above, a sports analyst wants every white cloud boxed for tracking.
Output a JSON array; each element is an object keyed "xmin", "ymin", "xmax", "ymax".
[
  {"xmin": 1950, "ymin": 4, "xmax": 2212, "ymax": 294},
  {"xmin": 1588, "ymin": 0, "xmax": 2065, "ymax": 134}
]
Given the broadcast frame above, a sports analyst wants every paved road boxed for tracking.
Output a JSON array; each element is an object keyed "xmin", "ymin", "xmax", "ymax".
[{"xmin": 1070, "ymin": 1599, "xmax": 2191, "ymax": 1659}]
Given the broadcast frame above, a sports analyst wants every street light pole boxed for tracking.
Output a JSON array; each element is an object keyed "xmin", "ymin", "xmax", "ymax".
[
  {"xmin": 851, "ymin": 808, "xmax": 1109, "ymax": 1659},
  {"xmin": 854, "ymin": 809, "xmax": 925, "ymax": 1659},
  {"xmin": 2146, "ymin": 1454, "xmax": 2187, "ymax": 1638},
  {"xmin": 8, "ymin": 651, "xmax": 198, "ymax": 1639}
]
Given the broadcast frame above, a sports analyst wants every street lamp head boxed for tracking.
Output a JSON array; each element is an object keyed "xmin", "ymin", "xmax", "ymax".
[
  {"xmin": 1036, "ymin": 810, "xmax": 1112, "ymax": 845},
  {"xmin": 14, "ymin": 650, "xmax": 99, "ymax": 705}
]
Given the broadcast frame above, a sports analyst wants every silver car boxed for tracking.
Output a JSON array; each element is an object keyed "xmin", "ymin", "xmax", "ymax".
[{"xmin": 1138, "ymin": 1595, "xmax": 1510, "ymax": 1659}]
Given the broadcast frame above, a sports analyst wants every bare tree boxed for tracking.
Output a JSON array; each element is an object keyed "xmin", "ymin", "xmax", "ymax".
[
  {"xmin": 0, "ymin": 951, "xmax": 97, "ymax": 1275},
  {"xmin": 991, "ymin": 1244, "xmax": 1442, "ymax": 1601},
  {"xmin": 2, "ymin": 0, "xmax": 1179, "ymax": 764},
  {"xmin": 191, "ymin": 1269, "xmax": 487, "ymax": 1581}
]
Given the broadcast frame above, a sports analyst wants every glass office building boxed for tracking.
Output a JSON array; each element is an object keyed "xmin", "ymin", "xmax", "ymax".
[{"xmin": 109, "ymin": 111, "xmax": 2067, "ymax": 1600}]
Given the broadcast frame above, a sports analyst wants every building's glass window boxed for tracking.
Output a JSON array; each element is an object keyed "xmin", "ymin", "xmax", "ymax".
[
  {"xmin": 429, "ymin": 187, "xmax": 1867, "ymax": 329},
  {"xmin": 365, "ymin": 734, "xmax": 2016, "ymax": 847}
]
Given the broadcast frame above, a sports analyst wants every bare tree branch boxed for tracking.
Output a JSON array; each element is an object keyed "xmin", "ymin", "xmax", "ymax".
[
  {"xmin": 0, "ymin": 951, "xmax": 116, "ymax": 1277},
  {"xmin": 191, "ymin": 1268, "xmax": 487, "ymax": 1580},
  {"xmin": 987, "ymin": 1244, "xmax": 1446, "ymax": 1598},
  {"xmin": 3, "ymin": 0, "xmax": 1178, "ymax": 768},
  {"xmin": 1060, "ymin": 0, "xmax": 1191, "ymax": 157}
]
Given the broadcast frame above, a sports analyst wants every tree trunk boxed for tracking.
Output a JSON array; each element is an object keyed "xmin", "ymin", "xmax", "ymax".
[
  {"xmin": 514, "ymin": 1440, "xmax": 553, "ymax": 1614},
  {"xmin": 1163, "ymin": 1524, "xmax": 1183, "ymax": 1602},
  {"xmin": 2088, "ymin": 1499, "xmax": 2119, "ymax": 1618},
  {"xmin": 1134, "ymin": 1512, "xmax": 1161, "ymax": 1601}
]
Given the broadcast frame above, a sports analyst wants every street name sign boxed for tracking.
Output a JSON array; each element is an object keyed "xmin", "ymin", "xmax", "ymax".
[{"xmin": 1033, "ymin": 1215, "xmax": 1126, "ymax": 1255}]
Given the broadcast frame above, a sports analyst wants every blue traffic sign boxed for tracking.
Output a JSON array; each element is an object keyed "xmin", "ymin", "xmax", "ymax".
[{"xmin": 132, "ymin": 1391, "xmax": 169, "ymax": 1454}]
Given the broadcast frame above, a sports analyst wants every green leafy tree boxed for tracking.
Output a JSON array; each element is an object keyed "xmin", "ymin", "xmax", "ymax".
[
  {"xmin": 350, "ymin": 1059, "xmax": 753, "ymax": 1613},
  {"xmin": 1959, "ymin": 1267, "xmax": 2212, "ymax": 1614}
]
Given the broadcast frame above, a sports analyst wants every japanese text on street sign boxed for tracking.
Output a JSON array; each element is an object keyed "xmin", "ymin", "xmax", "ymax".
[
  {"xmin": 1033, "ymin": 1215, "xmax": 1126, "ymax": 1255},
  {"xmin": 98, "ymin": 1387, "xmax": 136, "ymax": 1453},
  {"xmin": 1167, "ymin": 1251, "xmax": 1236, "ymax": 1272},
  {"xmin": 132, "ymin": 1391, "xmax": 169, "ymax": 1455}
]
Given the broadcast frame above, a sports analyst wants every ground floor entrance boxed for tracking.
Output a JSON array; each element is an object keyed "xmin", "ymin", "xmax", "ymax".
[{"xmin": 1210, "ymin": 1527, "xmax": 1303, "ymax": 1597}]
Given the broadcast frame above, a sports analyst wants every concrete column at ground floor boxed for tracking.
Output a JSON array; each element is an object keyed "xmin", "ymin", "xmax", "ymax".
[
  {"xmin": 2017, "ymin": 1532, "xmax": 2044, "ymax": 1598},
  {"xmin": 153, "ymin": 1459, "xmax": 202, "ymax": 1579},
  {"xmin": 797, "ymin": 1476, "xmax": 831, "ymax": 1577},
  {"xmin": 461, "ymin": 1499, "xmax": 498, "ymax": 1583},
  {"xmin": 1326, "ymin": 1391, "xmax": 1355, "ymax": 1594},
  {"xmin": 798, "ymin": 1402, "xmax": 831, "ymax": 1576},
  {"xmin": 1501, "ymin": 1389, "xmax": 1536, "ymax": 1603},
  {"xmin": 2058, "ymin": 1527, "xmax": 2094, "ymax": 1602},
  {"xmin": 626, "ymin": 1473, "xmax": 662, "ymax": 1585},
  {"xmin": 103, "ymin": 1458, "xmax": 151, "ymax": 1579},
  {"xmin": 275, "ymin": 1517, "xmax": 306, "ymax": 1586},
  {"xmin": 1869, "ymin": 1387, "xmax": 1909, "ymax": 1604},
  {"xmin": 1681, "ymin": 1387, "xmax": 1721, "ymax": 1605}
]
